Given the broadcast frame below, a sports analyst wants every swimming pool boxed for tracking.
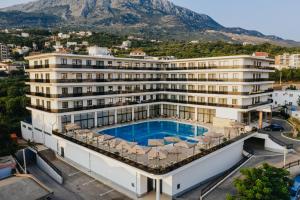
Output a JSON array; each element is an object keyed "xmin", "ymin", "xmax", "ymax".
[{"xmin": 100, "ymin": 120, "xmax": 208, "ymax": 146}]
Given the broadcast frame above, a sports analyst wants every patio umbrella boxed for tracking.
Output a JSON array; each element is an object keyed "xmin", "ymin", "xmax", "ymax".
[
  {"xmin": 148, "ymin": 139, "xmax": 164, "ymax": 147},
  {"xmin": 164, "ymin": 136, "xmax": 182, "ymax": 143},
  {"xmin": 148, "ymin": 148, "xmax": 167, "ymax": 160},
  {"xmin": 97, "ymin": 134, "xmax": 115, "ymax": 143},
  {"xmin": 116, "ymin": 141, "xmax": 138, "ymax": 152},
  {"xmin": 206, "ymin": 131, "xmax": 224, "ymax": 144},
  {"xmin": 197, "ymin": 136, "xmax": 213, "ymax": 149},
  {"xmin": 65, "ymin": 123, "xmax": 81, "ymax": 132},
  {"xmin": 174, "ymin": 141, "xmax": 196, "ymax": 149},
  {"xmin": 165, "ymin": 146, "xmax": 182, "ymax": 162},
  {"xmin": 106, "ymin": 138, "xmax": 124, "ymax": 148},
  {"xmin": 129, "ymin": 145, "xmax": 151, "ymax": 155}
]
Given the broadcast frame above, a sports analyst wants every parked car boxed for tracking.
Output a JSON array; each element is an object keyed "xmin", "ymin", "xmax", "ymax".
[
  {"xmin": 263, "ymin": 124, "xmax": 284, "ymax": 132},
  {"xmin": 290, "ymin": 175, "xmax": 300, "ymax": 200}
]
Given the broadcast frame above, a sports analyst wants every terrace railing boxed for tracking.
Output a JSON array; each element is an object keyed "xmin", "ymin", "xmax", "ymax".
[{"xmin": 52, "ymin": 129, "xmax": 256, "ymax": 175}]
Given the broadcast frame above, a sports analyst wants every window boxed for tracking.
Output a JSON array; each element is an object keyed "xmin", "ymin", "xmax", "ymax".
[
  {"xmin": 46, "ymin": 101, "xmax": 51, "ymax": 109},
  {"xmin": 232, "ymin": 86, "xmax": 238, "ymax": 92},
  {"xmin": 72, "ymin": 59, "xmax": 82, "ymax": 66},
  {"xmin": 62, "ymin": 88, "xmax": 68, "ymax": 95},
  {"xmin": 87, "ymin": 86, "xmax": 93, "ymax": 93},
  {"xmin": 86, "ymin": 60, "xmax": 92, "ymax": 66},
  {"xmin": 45, "ymin": 59, "xmax": 49, "ymax": 67},
  {"xmin": 73, "ymin": 87, "xmax": 82, "ymax": 94},
  {"xmin": 177, "ymin": 184, "xmax": 181, "ymax": 190},
  {"xmin": 74, "ymin": 113, "xmax": 94, "ymax": 129},
  {"xmin": 74, "ymin": 100, "xmax": 83, "ymax": 108},
  {"xmin": 87, "ymin": 100, "xmax": 93, "ymax": 106},
  {"xmin": 76, "ymin": 73, "xmax": 82, "ymax": 80},
  {"xmin": 61, "ymin": 58, "xmax": 68, "ymax": 65},
  {"xmin": 62, "ymin": 102, "xmax": 68, "ymax": 109},
  {"xmin": 46, "ymin": 87, "xmax": 50, "ymax": 95},
  {"xmin": 61, "ymin": 73, "xmax": 68, "ymax": 79},
  {"xmin": 45, "ymin": 73, "xmax": 50, "ymax": 80},
  {"xmin": 96, "ymin": 60, "xmax": 104, "ymax": 67},
  {"xmin": 232, "ymin": 99, "xmax": 238, "ymax": 105},
  {"xmin": 233, "ymin": 73, "xmax": 239, "ymax": 79},
  {"xmin": 36, "ymin": 86, "xmax": 39, "ymax": 93},
  {"xmin": 87, "ymin": 73, "xmax": 93, "ymax": 79},
  {"xmin": 35, "ymin": 74, "xmax": 39, "ymax": 79}
]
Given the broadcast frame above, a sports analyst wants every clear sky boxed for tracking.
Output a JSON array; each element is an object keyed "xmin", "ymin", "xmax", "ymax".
[{"xmin": 1, "ymin": 0, "xmax": 299, "ymax": 41}]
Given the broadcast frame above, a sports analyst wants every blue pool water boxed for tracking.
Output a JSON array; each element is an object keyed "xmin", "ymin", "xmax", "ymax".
[{"xmin": 101, "ymin": 120, "xmax": 208, "ymax": 146}]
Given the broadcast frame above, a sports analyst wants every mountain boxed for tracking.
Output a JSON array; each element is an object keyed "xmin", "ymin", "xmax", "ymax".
[{"xmin": 1, "ymin": 0, "xmax": 299, "ymax": 46}]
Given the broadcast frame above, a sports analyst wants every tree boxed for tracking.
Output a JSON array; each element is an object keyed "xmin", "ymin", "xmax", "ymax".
[{"xmin": 226, "ymin": 163, "xmax": 291, "ymax": 200}]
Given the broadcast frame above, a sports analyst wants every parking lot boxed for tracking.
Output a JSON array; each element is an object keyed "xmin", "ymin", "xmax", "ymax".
[{"xmin": 28, "ymin": 157, "xmax": 131, "ymax": 200}]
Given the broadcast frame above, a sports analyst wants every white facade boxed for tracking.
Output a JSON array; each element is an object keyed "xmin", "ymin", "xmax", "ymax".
[
  {"xmin": 275, "ymin": 53, "xmax": 300, "ymax": 69},
  {"xmin": 22, "ymin": 53, "xmax": 275, "ymax": 198},
  {"xmin": 272, "ymin": 90, "xmax": 300, "ymax": 107}
]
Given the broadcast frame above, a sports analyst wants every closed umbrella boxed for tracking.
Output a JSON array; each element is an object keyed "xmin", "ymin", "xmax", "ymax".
[
  {"xmin": 164, "ymin": 136, "xmax": 181, "ymax": 143},
  {"xmin": 148, "ymin": 139, "xmax": 164, "ymax": 147},
  {"xmin": 148, "ymin": 148, "xmax": 167, "ymax": 160}
]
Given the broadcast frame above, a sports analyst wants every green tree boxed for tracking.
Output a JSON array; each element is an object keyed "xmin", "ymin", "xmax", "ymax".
[{"xmin": 226, "ymin": 163, "xmax": 291, "ymax": 200}]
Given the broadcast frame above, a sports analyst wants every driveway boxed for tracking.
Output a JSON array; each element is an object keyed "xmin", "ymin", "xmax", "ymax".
[
  {"xmin": 28, "ymin": 158, "xmax": 131, "ymax": 200},
  {"xmin": 271, "ymin": 118, "xmax": 300, "ymax": 153}
]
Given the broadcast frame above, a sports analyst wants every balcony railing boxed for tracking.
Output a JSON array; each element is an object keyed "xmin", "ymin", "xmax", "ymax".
[
  {"xmin": 26, "ymin": 89, "xmax": 273, "ymax": 99},
  {"xmin": 27, "ymin": 99, "xmax": 273, "ymax": 113},
  {"xmin": 51, "ymin": 129, "xmax": 256, "ymax": 175},
  {"xmin": 27, "ymin": 78, "xmax": 272, "ymax": 83},
  {"xmin": 26, "ymin": 64, "xmax": 275, "ymax": 71}
]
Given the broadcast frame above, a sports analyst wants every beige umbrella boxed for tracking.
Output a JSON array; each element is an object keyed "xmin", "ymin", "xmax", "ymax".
[
  {"xmin": 166, "ymin": 146, "xmax": 182, "ymax": 162},
  {"xmin": 230, "ymin": 121, "xmax": 246, "ymax": 129},
  {"xmin": 106, "ymin": 138, "xmax": 124, "ymax": 148},
  {"xmin": 148, "ymin": 139, "xmax": 164, "ymax": 147},
  {"xmin": 164, "ymin": 136, "xmax": 182, "ymax": 143},
  {"xmin": 97, "ymin": 134, "xmax": 115, "ymax": 143},
  {"xmin": 129, "ymin": 145, "xmax": 151, "ymax": 155},
  {"xmin": 148, "ymin": 148, "xmax": 167, "ymax": 160},
  {"xmin": 206, "ymin": 131, "xmax": 224, "ymax": 144},
  {"xmin": 65, "ymin": 123, "xmax": 81, "ymax": 132},
  {"xmin": 197, "ymin": 136, "xmax": 213, "ymax": 149},
  {"xmin": 174, "ymin": 141, "xmax": 196, "ymax": 149},
  {"xmin": 116, "ymin": 141, "xmax": 138, "ymax": 152}
]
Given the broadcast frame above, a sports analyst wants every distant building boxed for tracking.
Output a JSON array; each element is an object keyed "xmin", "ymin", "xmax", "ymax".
[
  {"xmin": 121, "ymin": 40, "xmax": 132, "ymax": 49},
  {"xmin": 81, "ymin": 41, "xmax": 89, "ymax": 46},
  {"xmin": 58, "ymin": 33, "xmax": 70, "ymax": 39},
  {"xmin": 0, "ymin": 62, "xmax": 25, "ymax": 73},
  {"xmin": 253, "ymin": 52, "xmax": 269, "ymax": 58},
  {"xmin": 88, "ymin": 46, "xmax": 111, "ymax": 56},
  {"xmin": 21, "ymin": 32, "xmax": 30, "ymax": 38},
  {"xmin": 0, "ymin": 43, "xmax": 10, "ymax": 61},
  {"xmin": 190, "ymin": 40, "xmax": 199, "ymax": 44},
  {"xmin": 14, "ymin": 46, "xmax": 30, "ymax": 55},
  {"xmin": 275, "ymin": 53, "xmax": 300, "ymax": 69},
  {"xmin": 129, "ymin": 49, "xmax": 146, "ymax": 58},
  {"xmin": 66, "ymin": 42, "xmax": 78, "ymax": 48},
  {"xmin": 272, "ymin": 89, "xmax": 300, "ymax": 108}
]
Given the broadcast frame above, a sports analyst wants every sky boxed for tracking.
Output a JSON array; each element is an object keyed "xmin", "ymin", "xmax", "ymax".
[{"xmin": 0, "ymin": 0, "xmax": 299, "ymax": 41}]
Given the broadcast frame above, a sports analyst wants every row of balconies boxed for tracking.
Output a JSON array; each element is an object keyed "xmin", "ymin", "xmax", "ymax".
[
  {"xmin": 27, "ymin": 77, "xmax": 272, "ymax": 83},
  {"xmin": 26, "ymin": 64, "xmax": 275, "ymax": 71},
  {"xmin": 27, "ymin": 99, "xmax": 273, "ymax": 113},
  {"xmin": 26, "ymin": 88, "xmax": 274, "ymax": 99}
]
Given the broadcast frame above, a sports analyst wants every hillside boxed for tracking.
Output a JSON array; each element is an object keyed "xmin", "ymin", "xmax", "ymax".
[{"xmin": 1, "ymin": 0, "xmax": 300, "ymax": 46}]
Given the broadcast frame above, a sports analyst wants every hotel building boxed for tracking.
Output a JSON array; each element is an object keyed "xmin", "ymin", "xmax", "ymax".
[{"xmin": 21, "ymin": 53, "xmax": 276, "ymax": 199}]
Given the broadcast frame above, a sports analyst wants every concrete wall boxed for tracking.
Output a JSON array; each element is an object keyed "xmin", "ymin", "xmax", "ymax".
[
  {"xmin": 36, "ymin": 154, "xmax": 63, "ymax": 184},
  {"xmin": 254, "ymin": 133, "xmax": 286, "ymax": 153},
  {"xmin": 57, "ymin": 138, "xmax": 147, "ymax": 197},
  {"xmin": 163, "ymin": 140, "xmax": 244, "ymax": 196}
]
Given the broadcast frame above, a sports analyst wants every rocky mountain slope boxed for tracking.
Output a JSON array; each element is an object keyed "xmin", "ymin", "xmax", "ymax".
[{"xmin": 1, "ymin": 0, "xmax": 299, "ymax": 46}]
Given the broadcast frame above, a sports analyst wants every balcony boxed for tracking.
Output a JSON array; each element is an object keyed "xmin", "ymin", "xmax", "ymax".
[
  {"xmin": 26, "ymin": 99, "xmax": 272, "ymax": 113},
  {"xmin": 27, "ymin": 77, "xmax": 272, "ymax": 84},
  {"xmin": 26, "ymin": 64, "xmax": 275, "ymax": 71}
]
